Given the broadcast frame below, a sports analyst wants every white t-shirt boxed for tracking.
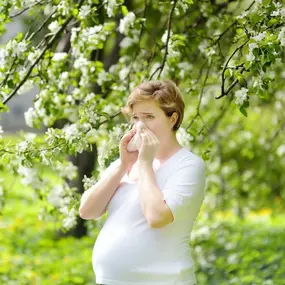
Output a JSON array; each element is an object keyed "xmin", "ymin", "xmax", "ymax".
[{"xmin": 92, "ymin": 147, "xmax": 206, "ymax": 285}]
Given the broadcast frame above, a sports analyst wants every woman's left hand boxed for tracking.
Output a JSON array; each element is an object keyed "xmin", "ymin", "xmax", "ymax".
[{"xmin": 138, "ymin": 127, "xmax": 160, "ymax": 164}]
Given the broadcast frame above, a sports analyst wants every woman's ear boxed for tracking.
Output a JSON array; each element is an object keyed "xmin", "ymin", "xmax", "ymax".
[{"xmin": 171, "ymin": 112, "xmax": 178, "ymax": 126}]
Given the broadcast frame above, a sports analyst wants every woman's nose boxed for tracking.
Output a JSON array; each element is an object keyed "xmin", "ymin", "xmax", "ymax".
[{"xmin": 136, "ymin": 121, "xmax": 148, "ymax": 130}]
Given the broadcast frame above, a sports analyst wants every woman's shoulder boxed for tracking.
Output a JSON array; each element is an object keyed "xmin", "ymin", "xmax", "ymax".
[{"xmin": 178, "ymin": 147, "xmax": 205, "ymax": 169}]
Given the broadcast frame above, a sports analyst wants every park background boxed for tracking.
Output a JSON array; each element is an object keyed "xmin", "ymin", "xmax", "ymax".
[{"xmin": 0, "ymin": 0, "xmax": 285, "ymax": 284}]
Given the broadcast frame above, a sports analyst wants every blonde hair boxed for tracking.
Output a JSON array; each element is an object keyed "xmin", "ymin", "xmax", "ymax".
[{"xmin": 121, "ymin": 80, "xmax": 185, "ymax": 132}]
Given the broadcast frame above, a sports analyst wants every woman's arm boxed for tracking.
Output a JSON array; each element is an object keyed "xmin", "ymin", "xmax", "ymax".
[{"xmin": 79, "ymin": 161, "xmax": 127, "ymax": 220}]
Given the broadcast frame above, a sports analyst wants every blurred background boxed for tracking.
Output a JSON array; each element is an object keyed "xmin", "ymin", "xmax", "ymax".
[{"xmin": 1, "ymin": 0, "xmax": 284, "ymax": 284}]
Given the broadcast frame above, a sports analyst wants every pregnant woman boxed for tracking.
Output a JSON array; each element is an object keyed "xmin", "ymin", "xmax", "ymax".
[{"xmin": 79, "ymin": 79, "xmax": 206, "ymax": 285}]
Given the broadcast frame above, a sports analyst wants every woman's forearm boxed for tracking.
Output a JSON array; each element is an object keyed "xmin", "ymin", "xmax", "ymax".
[
  {"xmin": 138, "ymin": 161, "xmax": 166, "ymax": 226},
  {"xmin": 79, "ymin": 163, "xmax": 127, "ymax": 220}
]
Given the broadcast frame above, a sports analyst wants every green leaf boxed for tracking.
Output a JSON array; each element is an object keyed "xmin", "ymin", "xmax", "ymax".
[
  {"xmin": 224, "ymin": 69, "xmax": 231, "ymax": 78},
  {"xmin": 262, "ymin": 0, "xmax": 271, "ymax": 7},
  {"xmin": 238, "ymin": 77, "xmax": 247, "ymax": 87},
  {"xmin": 121, "ymin": 5, "xmax": 128, "ymax": 16},
  {"xmin": 236, "ymin": 28, "xmax": 244, "ymax": 35},
  {"xmin": 202, "ymin": 150, "xmax": 211, "ymax": 161},
  {"xmin": 268, "ymin": 18, "xmax": 278, "ymax": 26},
  {"xmin": 0, "ymin": 101, "xmax": 9, "ymax": 113},
  {"xmin": 16, "ymin": 32, "xmax": 23, "ymax": 42},
  {"xmin": 239, "ymin": 105, "xmax": 247, "ymax": 117},
  {"xmin": 243, "ymin": 100, "xmax": 250, "ymax": 108},
  {"xmin": 72, "ymin": 8, "xmax": 79, "ymax": 17}
]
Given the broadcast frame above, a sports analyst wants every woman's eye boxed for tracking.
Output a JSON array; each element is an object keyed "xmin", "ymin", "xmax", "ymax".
[{"xmin": 132, "ymin": 115, "xmax": 154, "ymax": 120}]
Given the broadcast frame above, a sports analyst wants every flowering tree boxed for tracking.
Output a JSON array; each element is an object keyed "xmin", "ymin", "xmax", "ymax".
[{"xmin": 0, "ymin": 0, "xmax": 285, "ymax": 234}]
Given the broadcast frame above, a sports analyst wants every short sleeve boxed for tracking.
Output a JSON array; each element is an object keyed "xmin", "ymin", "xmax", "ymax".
[{"xmin": 161, "ymin": 156, "xmax": 206, "ymax": 223}]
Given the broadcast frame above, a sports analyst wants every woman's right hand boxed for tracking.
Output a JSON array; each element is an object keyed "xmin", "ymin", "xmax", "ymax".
[{"xmin": 119, "ymin": 126, "xmax": 139, "ymax": 172}]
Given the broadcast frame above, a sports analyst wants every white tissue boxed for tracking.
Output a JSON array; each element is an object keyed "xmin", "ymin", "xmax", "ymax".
[{"xmin": 127, "ymin": 121, "xmax": 146, "ymax": 152}]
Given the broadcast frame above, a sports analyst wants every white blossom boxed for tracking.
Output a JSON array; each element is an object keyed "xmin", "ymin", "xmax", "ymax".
[
  {"xmin": 278, "ymin": 27, "xmax": 285, "ymax": 46},
  {"xmin": 228, "ymin": 253, "xmax": 238, "ymax": 264},
  {"xmin": 234, "ymin": 87, "xmax": 248, "ymax": 105},
  {"xmin": 58, "ymin": 0, "xmax": 69, "ymax": 16},
  {"xmin": 175, "ymin": 0, "xmax": 190, "ymax": 15},
  {"xmin": 0, "ymin": 125, "xmax": 3, "ymax": 138},
  {"xmin": 62, "ymin": 207, "xmax": 77, "ymax": 230},
  {"xmin": 44, "ymin": 3, "xmax": 55, "ymax": 15},
  {"xmin": 16, "ymin": 141, "xmax": 29, "ymax": 153},
  {"xmin": 62, "ymin": 123, "xmax": 81, "ymax": 142},
  {"xmin": 55, "ymin": 161, "xmax": 78, "ymax": 180},
  {"xmin": 271, "ymin": 10, "xmax": 280, "ymax": 17},
  {"xmin": 78, "ymin": 5, "xmax": 91, "ymax": 19},
  {"xmin": 276, "ymin": 144, "xmax": 285, "ymax": 157},
  {"xmin": 47, "ymin": 184, "xmax": 65, "ymax": 207},
  {"xmin": 82, "ymin": 175, "xmax": 97, "ymax": 190},
  {"xmin": 198, "ymin": 40, "xmax": 208, "ymax": 53},
  {"xmin": 58, "ymin": 71, "xmax": 69, "ymax": 89},
  {"xmin": 105, "ymin": 0, "xmax": 117, "ymax": 18},
  {"xmin": 17, "ymin": 80, "xmax": 34, "ymax": 95},
  {"xmin": 24, "ymin": 107, "xmax": 36, "ymax": 128},
  {"xmin": 161, "ymin": 29, "xmax": 173, "ymax": 44},
  {"xmin": 63, "ymin": 107, "xmax": 78, "ymax": 123},
  {"xmin": 79, "ymin": 25, "xmax": 104, "ymax": 51},
  {"xmin": 252, "ymin": 31, "xmax": 266, "ymax": 42},
  {"xmin": 97, "ymin": 70, "xmax": 108, "ymax": 85},
  {"xmin": 119, "ymin": 67, "xmax": 129, "ymax": 80},
  {"xmin": 206, "ymin": 47, "xmax": 216, "ymax": 57},
  {"xmin": 119, "ymin": 37, "xmax": 133, "ymax": 48},
  {"xmin": 253, "ymin": 77, "xmax": 263, "ymax": 89},
  {"xmin": 74, "ymin": 56, "xmax": 89, "ymax": 71},
  {"xmin": 168, "ymin": 43, "xmax": 180, "ymax": 59},
  {"xmin": 27, "ymin": 49, "xmax": 41, "ymax": 63},
  {"xmin": 5, "ymin": 40, "xmax": 28, "ymax": 58},
  {"xmin": 119, "ymin": 12, "xmax": 136, "ymax": 35},
  {"xmin": 0, "ymin": 47, "xmax": 8, "ymax": 66},
  {"xmin": 52, "ymin": 52, "xmax": 68, "ymax": 61},
  {"xmin": 17, "ymin": 164, "xmax": 41, "ymax": 188},
  {"xmin": 236, "ymin": 11, "xmax": 248, "ymax": 19},
  {"xmin": 246, "ymin": 43, "xmax": 258, "ymax": 61},
  {"xmin": 15, "ymin": 40, "xmax": 28, "ymax": 57},
  {"xmin": 176, "ymin": 127, "xmax": 194, "ymax": 148},
  {"xmin": 48, "ymin": 21, "xmax": 60, "ymax": 33}
]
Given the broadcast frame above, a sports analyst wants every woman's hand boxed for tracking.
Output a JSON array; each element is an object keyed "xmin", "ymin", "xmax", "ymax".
[
  {"xmin": 138, "ymin": 127, "xmax": 160, "ymax": 164},
  {"xmin": 119, "ymin": 126, "xmax": 139, "ymax": 172}
]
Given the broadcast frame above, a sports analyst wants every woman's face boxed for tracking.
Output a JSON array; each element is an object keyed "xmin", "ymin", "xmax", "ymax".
[{"xmin": 130, "ymin": 100, "xmax": 176, "ymax": 142}]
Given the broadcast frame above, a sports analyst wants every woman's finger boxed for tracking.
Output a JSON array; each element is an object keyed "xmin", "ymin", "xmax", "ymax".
[
  {"xmin": 141, "ymin": 133, "xmax": 149, "ymax": 146},
  {"xmin": 143, "ymin": 128, "xmax": 159, "ymax": 145}
]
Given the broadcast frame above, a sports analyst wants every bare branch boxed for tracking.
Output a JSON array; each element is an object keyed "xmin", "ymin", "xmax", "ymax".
[
  {"xmin": 148, "ymin": 0, "xmax": 178, "ymax": 80},
  {"xmin": 10, "ymin": 0, "xmax": 48, "ymax": 18},
  {"xmin": 217, "ymin": 40, "xmax": 249, "ymax": 100},
  {"xmin": 27, "ymin": 8, "xmax": 58, "ymax": 42},
  {"xmin": 186, "ymin": 60, "xmax": 212, "ymax": 132}
]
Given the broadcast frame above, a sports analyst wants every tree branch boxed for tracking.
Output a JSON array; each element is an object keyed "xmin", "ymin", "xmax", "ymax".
[
  {"xmin": 216, "ymin": 40, "xmax": 249, "ymax": 100},
  {"xmin": 10, "ymin": 0, "xmax": 48, "ymax": 18},
  {"xmin": 2, "ymin": 0, "xmax": 85, "ymax": 105},
  {"xmin": 186, "ymin": 60, "xmax": 212, "ymax": 132},
  {"xmin": 148, "ymin": 0, "xmax": 177, "ymax": 80}
]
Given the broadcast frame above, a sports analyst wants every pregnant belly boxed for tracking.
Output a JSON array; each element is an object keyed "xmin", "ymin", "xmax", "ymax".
[{"xmin": 92, "ymin": 224, "xmax": 177, "ymax": 273}]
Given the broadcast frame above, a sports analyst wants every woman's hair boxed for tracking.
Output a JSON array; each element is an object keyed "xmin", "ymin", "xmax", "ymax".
[{"xmin": 120, "ymin": 79, "xmax": 185, "ymax": 132}]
